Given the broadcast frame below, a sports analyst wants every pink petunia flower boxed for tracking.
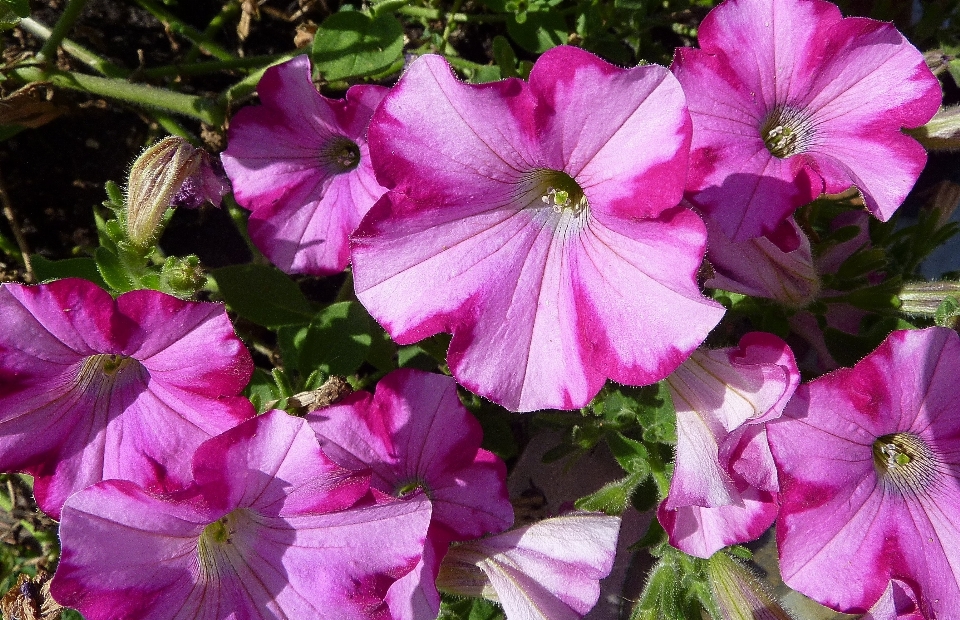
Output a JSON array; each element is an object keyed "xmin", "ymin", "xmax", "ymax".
[
  {"xmin": 767, "ymin": 327, "xmax": 960, "ymax": 616},
  {"xmin": 352, "ymin": 45, "xmax": 725, "ymax": 413},
  {"xmin": 308, "ymin": 368, "xmax": 514, "ymax": 620},
  {"xmin": 673, "ymin": 0, "xmax": 941, "ymax": 242},
  {"xmin": 221, "ymin": 55, "xmax": 388, "ymax": 275},
  {"xmin": 436, "ymin": 512, "xmax": 621, "ymax": 620},
  {"xmin": 657, "ymin": 333, "xmax": 799, "ymax": 558},
  {"xmin": 51, "ymin": 410, "xmax": 433, "ymax": 620},
  {"xmin": 0, "ymin": 278, "xmax": 254, "ymax": 519}
]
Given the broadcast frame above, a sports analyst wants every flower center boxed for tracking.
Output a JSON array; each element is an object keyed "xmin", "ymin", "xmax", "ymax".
[
  {"xmin": 77, "ymin": 354, "xmax": 135, "ymax": 386},
  {"xmin": 320, "ymin": 137, "xmax": 361, "ymax": 173},
  {"xmin": 760, "ymin": 107, "xmax": 814, "ymax": 158},
  {"xmin": 518, "ymin": 168, "xmax": 588, "ymax": 216},
  {"xmin": 872, "ymin": 432, "xmax": 937, "ymax": 493},
  {"xmin": 198, "ymin": 510, "xmax": 245, "ymax": 576}
]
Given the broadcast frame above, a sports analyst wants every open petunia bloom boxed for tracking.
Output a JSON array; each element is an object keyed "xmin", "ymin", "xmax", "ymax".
[
  {"xmin": 308, "ymin": 369, "xmax": 514, "ymax": 620},
  {"xmin": 0, "ymin": 278, "xmax": 254, "ymax": 519},
  {"xmin": 657, "ymin": 333, "xmax": 799, "ymax": 558},
  {"xmin": 51, "ymin": 410, "xmax": 433, "ymax": 620},
  {"xmin": 352, "ymin": 45, "xmax": 724, "ymax": 413},
  {"xmin": 435, "ymin": 512, "xmax": 621, "ymax": 620},
  {"xmin": 221, "ymin": 55, "xmax": 388, "ymax": 275},
  {"xmin": 672, "ymin": 0, "xmax": 942, "ymax": 242},
  {"xmin": 767, "ymin": 327, "xmax": 960, "ymax": 616}
]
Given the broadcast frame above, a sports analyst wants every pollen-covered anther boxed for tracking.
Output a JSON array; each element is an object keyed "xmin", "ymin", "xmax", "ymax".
[
  {"xmin": 760, "ymin": 107, "xmax": 816, "ymax": 158},
  {"xmin": 519, "ymin": 168, "xmax": 589, "ymax": 216},
  {"xmin": 872, "ymin": 432, "xmax": 938, "ymax": 493}
]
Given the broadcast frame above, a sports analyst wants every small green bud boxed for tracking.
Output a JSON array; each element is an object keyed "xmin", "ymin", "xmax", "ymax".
[
  {"xmin": 125, "ymin": 136, "xmax": 202, "ymax": 247},
  {"xmin": 706, "ymin": 552, "xmax": 795, "ymax": 620}
]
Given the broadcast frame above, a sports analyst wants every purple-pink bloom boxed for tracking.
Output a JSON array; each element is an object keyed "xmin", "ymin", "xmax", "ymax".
[
  {"xmin": 221, "ymin": 55, "xmax": 388, "ymax": 275},
  {"xmin": 0, "ymin": 278, "xmax": 254, "ymax": 519},
  {"xmin": 51, "ymin": 409, "xmax": 433, "ymax": 620},
  {"xmin": 352, "ymin": 45, "xmax": 724, "ymax": 413},
  {"xmin": 767, "ymin": 327, "xmax": 960, "ymax": 616},
  {"xmin": 436, "ymin": 512, "xmax": 621, "ymax": 620},
  {"xmin": 657, "ymin": 333, "xmax": 799, "ymax": 558},
  {"xmin": 308, "ymin": 369, "xmax": 513, "ymax": 620},
  {"xmin": 672, "ymin": 0, "xmax": 941, "ymax": 242}
]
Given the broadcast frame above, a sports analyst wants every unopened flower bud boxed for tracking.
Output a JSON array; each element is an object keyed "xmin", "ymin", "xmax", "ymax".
[
  {"xmin": 898, "ymin": 280, "xmax": 960, "ymax": 327},
  {"xmin": 907, "ymin": 105, "xmax": 960, "ymax": 152},
  {"xmin": 706, "ymin": 552, "xmax": 795, "ymax": 620},
  {"xmin": 125, "ymin": 137, "xmax": 228, "ymax": 247}
]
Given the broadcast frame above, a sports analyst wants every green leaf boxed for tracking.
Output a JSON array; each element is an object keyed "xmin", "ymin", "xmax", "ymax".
[
  {"xmin": 209, "ymin": 264, "xmax": 314, "ymax": 328},
  {"xmin": 365, "ymin": 328, "xmax": 398, "ymax": 371},
  {"xmin": 311, "ymin": 12, "xmax": 404, "ymax": 81},
  {"xmin": 245, "ymin": 367, "xmax": 279, "ymax": 413},
  {"xmin": 31, "ymin": 255, "xmax": 108, "ymax": 288},
  {"xmin": 277, "ymin": 323, "xmax": 310, "ymax": 374},
  {"xmin": 935, "ymin": 296, "xmax": 960, "ymax": 327},
  {"xmin": 94, "ymin": 247, "xmax": 136, "ymax": 293},
  {"xmin": 575, "ymin": 471, "xmax": 643, "ymax": 515},
  {"xmin": 507, "ymin": 10, "xmax": 567, "ymax": 53},
  {"xmin": 440, "ymin": 596, "xmax": 504, "ymax": 620},
  {"xmin": 299, "ymin": 301, "xmax": 374, "ymax": 377},
  {"xmin": 606, "ymin": 383, "xmax": 677, "ymax": 444},
  {"xmin": 2, "ymin": 0, "xmax": 28, "ymax": 17},
  {"xmin": 492, "ymin": 36, "xmax": 518, "ymax": 78},
  {"xmin": 606, "ymin": 431, "xmax": 651, "ymax": 477}
]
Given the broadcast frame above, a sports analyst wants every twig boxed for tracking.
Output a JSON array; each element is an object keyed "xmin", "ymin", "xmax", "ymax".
[{"xmin": 0, "ymin": 170, "xmax": 34, "ymax": 282}]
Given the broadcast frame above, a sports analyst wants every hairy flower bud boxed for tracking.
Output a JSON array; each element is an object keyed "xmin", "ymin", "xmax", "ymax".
[
  {"xmin": 706, "ymin": 552, "xmax": 795, "ymax": 620},
  {"xmin": 897, "ymin": 280, "xmax": 960, "ymax": 327},
  {"xmin": 125, "ymin": 137, "xmax": 228, "ymax": 247}
]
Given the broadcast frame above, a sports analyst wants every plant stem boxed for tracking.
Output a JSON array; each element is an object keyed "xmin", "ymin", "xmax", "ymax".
[
  {"xmin": 7, "ymin": 66, "xmax": 225, "ymax": 125},
  {"xmin": 185, "ymin": 1, "xmax": 242, "ymax": 64},
  {"xmin": 21, "ymin": 17, "xmax": 126, "ymax": 78},
  {"xmin": 142, "ymin": 53, "xmax": 289, "ymax": 79},
  {"xmin": 216, "ymin": 50, "xmax": 303, "ymax": 106},
  {"xmin": 439, "ymin": 0, "xmax": 465, "ymax": 54},
  {"xmin": 396, "ymin": 5, "xmax": 505, "ymax": 22},
  {"xmin": 133, "ymin": 0, "xmax": 235, "ymax": 61},
  {"xmin": 36, "ymin": 0, "xmax": 91, "ymax": 62},
  {"xmin": 0, "ymin": 171, "xmax": 33, "ymax": 282}
]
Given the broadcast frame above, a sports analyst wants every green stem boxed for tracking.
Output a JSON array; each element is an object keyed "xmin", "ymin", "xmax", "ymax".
[
  {"xmin": 21, "ymin": 17, "xmax": 126, "ymax": 77},
  {"xmin": 37, "ymin": 0, "xmax": 91, "ymax": 61},
  {"xmin": 7, "ymin": 67, "xmax": 225, "ymax": 125},
  {"xmin": 19, "ymin": 18, "xmax": 195, "ymax": 136},
  {"xmin": 439, "ymin": 0, "xmax": 465, "ymax": 54},
  {"xmin": 186, "ymin": 1, "xmax": 242, "ymax": 64},
  {"xmin": 216, "ymin": 50, "xmax": 303, "ymax": 106},
  {"xmin": 395, "ymin": 5, "xmax": 505, "ymax": 22},
  {"xmin": 133, "ymin": 0, "xmax": 235, "ymax": 61},
  {"xmin": 142, "ymin": 53, "xmax": 289, "ymax": 79},
  {"xmin": 226, "ymin": 197, "xmax": 265, "ymax": 262}
]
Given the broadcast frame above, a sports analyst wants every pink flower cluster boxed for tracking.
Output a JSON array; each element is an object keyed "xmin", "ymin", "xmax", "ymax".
[
  {"xmin": 0, "ymin": 0, "xmax": 952, "ymax": 616},
  {"xmin": 0, "ymin": 279, "xmax": 619, "ymax": 619}
]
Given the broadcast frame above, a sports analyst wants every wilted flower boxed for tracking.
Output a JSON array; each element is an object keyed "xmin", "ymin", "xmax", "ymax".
[
  {"xmin": 768, "ymin": 327, "xmax": 960, "ymax": 616},
  {"xmin": 0, "ymin": 278, "xmax": 254, "ymax": 519},
  {"xmin": 221, "ymin": 55, "xmax": 388, "ymax": 275},
  {"xmin": 673, "ymin": 0, "xmax": 941, "ymax": 242},
  {"xmin": 352, "ymin": 45, "xmax": 724, "ymax": 413},
  {"xmin": 658, "ymin": 333, "xmax": 799, "ymax": 558},
  {"xmin": 436, "ymin": 512, "xmax": 621, "ymax": 620},
  {"xmin": 51, "ymin": 410, "xmax": 433, "ymax": 620},
  {"xmin": 308, "ymin": 369, "xmax": 513, "ymax": 620}
]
